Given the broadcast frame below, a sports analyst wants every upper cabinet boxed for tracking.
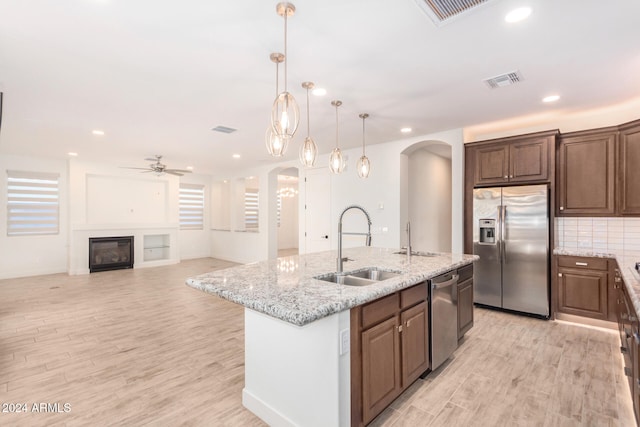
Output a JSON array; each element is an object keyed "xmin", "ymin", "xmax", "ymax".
[
  {"xmin": 557, "ymin": 128, "xmax": 617, "ymax": 216},
  {"xmin": 619, "ymin": 120, "xmax": 640, "ymax": 215},
  {"xmin": 470, "ymin": 130, "xmax": 556, "ymax": 187}
]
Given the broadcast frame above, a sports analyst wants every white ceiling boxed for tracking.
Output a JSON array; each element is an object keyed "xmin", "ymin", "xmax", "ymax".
[{"xmin": 1, "ymin": 0, "xmax": 639, "ymax": 174}]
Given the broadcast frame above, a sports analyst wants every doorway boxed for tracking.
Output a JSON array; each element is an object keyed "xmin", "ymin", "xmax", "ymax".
[
  {"xmin": 276, "ymin": 168, "xmax": 299, "ymax": 257},
  {"xmin": 403, "ymin": 142, "xmax": 452, "ymax": 252}
]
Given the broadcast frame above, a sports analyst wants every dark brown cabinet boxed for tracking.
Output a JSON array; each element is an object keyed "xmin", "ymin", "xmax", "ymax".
[
  {"xmin": 351, "ymin": 283, "xmax": 429, "ymax": 426},
  {"xmin": 457, "ymin": 264, "xmax": 474, "ymax": 339},
  {"xmin": 619, "ymin": 120, "xmax": 640, "ymax": 215},
  {"xmin": 471, "ymin": 131, "xmax": 555, "ymax": 187},
  {"xmin": 556, "ymin": 256, "xmax": 609, "ymax": 320},
  {"xmin": 557, "ymin": 129, "xmax": 616, "ymax": 215}
]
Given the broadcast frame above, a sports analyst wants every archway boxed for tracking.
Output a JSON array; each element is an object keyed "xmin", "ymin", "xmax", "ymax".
[
  {"xmin": 267, "ymin": 166, "xmax": 300, "ymax": 259},
  {"xmin": 400, "ymin": 141, "xmax": 452, "ymax": 252}
]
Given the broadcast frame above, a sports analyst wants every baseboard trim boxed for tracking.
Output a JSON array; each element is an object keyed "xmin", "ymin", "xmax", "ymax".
[{"xmin": 242, "ymin": 388, "xmax": 297, "ymax": 427}]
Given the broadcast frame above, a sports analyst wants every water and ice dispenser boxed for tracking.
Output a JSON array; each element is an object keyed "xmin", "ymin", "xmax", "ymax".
[{"xmin": 478, "ymin": 219, "xmax": 496, "ymax": 244}]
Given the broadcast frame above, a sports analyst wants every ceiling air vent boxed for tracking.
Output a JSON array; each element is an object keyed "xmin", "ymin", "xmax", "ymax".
[
  {"xmin": 484, "ymin": 71, "xmax": 523, "ymax": 89},
  {"xmin": 414, "ymin": 0, "xmax": 494, "ymax": 25},
  {"xmin": 211, "ymin": 125, "xmax": 237, "ymax": 134}
]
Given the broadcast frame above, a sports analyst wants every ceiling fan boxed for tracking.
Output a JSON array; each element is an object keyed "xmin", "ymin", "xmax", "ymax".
[{"xmin": 121, "ymin": 155, "xmax": 192, "ymax": 176}]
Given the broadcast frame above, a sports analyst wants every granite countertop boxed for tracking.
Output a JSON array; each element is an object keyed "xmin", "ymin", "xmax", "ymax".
[
  {"xmin": 186, "ymin": 247, "xmax": 477, "ymax": 326},
  {"xmin": 554, "ymin": 248, "xmax": 640, "ymax": 317}
]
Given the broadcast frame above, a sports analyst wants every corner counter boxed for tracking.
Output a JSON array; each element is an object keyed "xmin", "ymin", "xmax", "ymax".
[{"xmin": 186, "ymin": 247, "xmax": 476, "ymax": 427}]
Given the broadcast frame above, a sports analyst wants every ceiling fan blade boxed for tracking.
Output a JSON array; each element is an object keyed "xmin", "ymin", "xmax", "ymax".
[
  {"xmin": 165, "ymin": 169, "xmax": 192, "ymax": 174},
  {"xmin": 120, "ymin": 167, "xmax": 154, "ymax": 171},
  {"xmin": 145, "ymin": 157, "xmax": 160, "ymax": 162},
  {"xmin": 165, "ymin": 170, "xmax": 184, "ymax": 176}
]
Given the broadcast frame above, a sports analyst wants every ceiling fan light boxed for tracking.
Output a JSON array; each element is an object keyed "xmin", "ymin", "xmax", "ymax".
[
  {"xmin": 357, "ymin": 155, "xmax": 370, "ymax": 178},
  {"xmin": 300, "ymin": 136, "xmax": 317, "ymax": 167},
  {"xmin": 271, "ymin": 91, "xmax": 299, "ymax": 141},
  {"xmin": 329, "ymin": 148, "xmax": 344, "ymax": 174}
]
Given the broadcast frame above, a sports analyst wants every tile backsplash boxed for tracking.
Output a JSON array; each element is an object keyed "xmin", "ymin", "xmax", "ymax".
[{"xmin": 555, "ymin": 217, "xmax": 640, "ymax": 256}]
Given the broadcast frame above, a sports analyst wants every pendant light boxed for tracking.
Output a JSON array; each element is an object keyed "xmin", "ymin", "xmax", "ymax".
[
  {"xmin": 266, "ymin": 53, "xmax": 287, "ymax": 157},
  {"xmin": 271, "ymin": 3, "xmax": 299, "ymax": 144},
  {"xmin": 329, "ymin": 100, "xmax": 345, "ymax": 174},
  {"xmin": 357, "ymin": 113, "xmax": 371, "ymax": 178},
  {"xmin": 299, "ymin": 82, "xmax": 318, "ymax": 167}
]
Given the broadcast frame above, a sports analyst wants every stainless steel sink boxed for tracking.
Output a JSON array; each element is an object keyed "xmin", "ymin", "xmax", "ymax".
[
  {"xmin": 315, "ymin": 268, "xmax": 401, "ymax": 286},
  {"xmin": 393, "ymin": 249, "xmax": 439, "ymax": 257}
]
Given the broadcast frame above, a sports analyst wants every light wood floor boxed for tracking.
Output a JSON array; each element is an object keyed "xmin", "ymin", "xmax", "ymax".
[{"xmin": 0, "ymin": 259, "xmax": 635, "ymax": 426}]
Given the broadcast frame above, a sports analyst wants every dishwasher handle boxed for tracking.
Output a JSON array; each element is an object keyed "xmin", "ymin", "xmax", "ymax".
[{"xmin": 431, "ymin": 274, "xmax": 459, "ymax": 290}]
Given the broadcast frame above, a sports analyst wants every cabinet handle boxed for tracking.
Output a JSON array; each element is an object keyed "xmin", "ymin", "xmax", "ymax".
[
  {"xmin": 615, "ymin": 277, "xmax": 622, "ymax": 283},
  {"xmin": 509, "ymin": 175, "xmax": 513, "ymax": 179},
  {"xmin": 397, "ymin": 325, "xmax": 403, "ymax": 333},
  {"xmin": 625, "ymin": 367, "xmax": 632, "ymax": 377},
  {"xmin": 406, "ymin": 320, "xmax": 411, "ymax": 328},
  {"xmin": 558, "ymin": 273, "xmax": 563, "ymax": 278},
  {"xmin": 625, "ymin": 328, "xmax": 632, "ymax": 338},
  {"xmin": 503, "ymin": 175, "xmax": 508, "ymax": 179},
  {"xmin": 614, "ymin": 284, "xmax": 621, "ymax": 289},
  {"xmin": 621, "ymin": 346, "xmax": 628, "ymax": 354},
  {"xmin": 560, "ymin": 206, "xmax": 564, "ymax": 211},
  {"xmin": 575, "ymin": 262, "xmax": 588, "ymax": 266}
]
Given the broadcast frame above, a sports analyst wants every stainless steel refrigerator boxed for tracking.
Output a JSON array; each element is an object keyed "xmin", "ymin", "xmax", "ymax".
[{"xmin": 472, "ymin": 184, "xmax": 549, "ymax": 317}]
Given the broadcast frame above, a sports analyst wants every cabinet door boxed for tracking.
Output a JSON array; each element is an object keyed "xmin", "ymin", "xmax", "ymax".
[
  {"xmin": 400, "ymin": 301, "xmax": 429, "ymax": 387},
  {"xmin": 457, "ymin": 278, "xmax": 474, "ymax": 339},
  {"xmin": 509, "ymin": 137, "xmax": 549, "ymax": 183},
  {"xmin": 361, "ymin": 316, "xmax": 402, "ymax": 425},
  {"xmin": 558, "ymin": 268, "xmax": 608, "ymax": 320},
  {"xmin": 474, "ymin": 143, "xmax": 509, "ymax": 185},
  {"xmin": 619, "ymin": 121, "xmax": 640, "ymax": 215},
  {"xmin": 557, "ymin": 131, "xmax": 616, "ymax": 215}
]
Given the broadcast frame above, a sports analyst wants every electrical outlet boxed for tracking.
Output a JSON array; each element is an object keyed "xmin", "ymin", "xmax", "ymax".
[{"xmin": 339, "ymin": 329, "xmax": 350, "ymax": 355}]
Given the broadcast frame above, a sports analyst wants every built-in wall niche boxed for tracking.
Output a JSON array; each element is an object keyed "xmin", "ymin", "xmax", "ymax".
[
  {"xmin": 235, "ymin": 176, "xmax": 260, "ymax": 232},
  {"xmin": 143, "ymin": 234, "xmax": 170, "ymax": 261},
  {"xmin": 211, "ymin": 180, "xmax": 231, "ymax": 230}
]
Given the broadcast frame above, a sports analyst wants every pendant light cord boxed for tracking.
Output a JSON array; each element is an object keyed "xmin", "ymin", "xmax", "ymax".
[
  {"xmin": 335, "ymin": 105, "xmax": 339, "ymax": 149},
  {"xmin": 362, "ymin": 116, "xmax": 366, "ymax": 155},
  {"xmin": 306, "ymin": 87, "xmax": 310, "ymax": 136},
  {"xmin": 283, "ymin": 11, "xmax": 288, "ymax": 93}
]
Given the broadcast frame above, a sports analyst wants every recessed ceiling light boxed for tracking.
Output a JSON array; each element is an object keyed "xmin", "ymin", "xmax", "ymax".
[
  {"xmin": 92, "ymin": 130, "xmax": 105, "ymax": 136},
  {"xmin": 505, "ymin": 7, "xmax": 532, "ymax": 23},
  {"xmin": 312, "ymin": 88, "xmax": 327, "ymax": 96},
  {"xmin": 68, "ymin": 152, "xmax": 78, "ymax": 157},
  {"xmin": 401, "ymin": 127, "xmax": 412, "ymax": 133},
  {"xmin": 542, "ymin": 94, "xmax": 560, "ymax": 103},
  {"xmin": 232, "ymin": 154, "xmax": 241, "ymax": 159}
]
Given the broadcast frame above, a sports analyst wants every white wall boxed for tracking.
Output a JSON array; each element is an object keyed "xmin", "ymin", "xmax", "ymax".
[
  {"xmin": 0, "ymin": 154, "xmax": 69, "ymax": 279},
  {"xmin": 209, "ymin": 127, "xmax": 466, "ymax": 264},
  {"xmin": 179, "ymin": 173, "xmax": 211, "ymax": 260},
  {"xmin": 68, "ymin": 159, "xmax": 180, "ymax": 274},
  {"xmin": 408, "ymin": 148, "xmax": 452, "ymax": 252}
]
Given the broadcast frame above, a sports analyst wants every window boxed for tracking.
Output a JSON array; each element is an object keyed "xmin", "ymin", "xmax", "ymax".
[
  {"xmin": 7, "ymin": 170, "xmax": 60, "ymax": 236},
  {"xmin": 179, "ymin": 183, "xmax": 204, "ymax": 230},
  {"xmin": 245, "ymin": 189, "xmax": 259, "ymax": 230}
]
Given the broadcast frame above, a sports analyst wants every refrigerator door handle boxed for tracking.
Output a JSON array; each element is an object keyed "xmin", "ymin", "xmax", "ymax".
[
  {"xmin": 497, "ymin": 205, "xmax": 502, "ymax": 261},
  {"xmin": 501, "ymin": 205, "xmax": 507, "ymax": 264}
]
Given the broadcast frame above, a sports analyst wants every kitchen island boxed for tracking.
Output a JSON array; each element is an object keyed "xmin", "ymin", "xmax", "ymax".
[{"xmin": 186, "ymin": 247, "xmax": 477, "ymax": 427}]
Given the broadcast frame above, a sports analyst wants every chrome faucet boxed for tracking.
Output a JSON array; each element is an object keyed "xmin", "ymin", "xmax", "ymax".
[
  {"xmin": 337, "ymin": 205, "xmax": 372, "ymax": 274},
  {"xmin": 404, "ymin": 221, "xmax": 412, "ymax": 263}
]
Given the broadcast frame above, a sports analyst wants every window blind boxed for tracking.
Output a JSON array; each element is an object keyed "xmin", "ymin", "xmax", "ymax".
[
  {"xmin": 179, "ymin": 183, "xmax": 204, "ymax": 230},
  {"xmin": 245, "ymin": 189, "xmax": 259, "ymax": 230},
  {"xmin": 7, "ymin": 170, "xmax": 60, "ymax": 236}
]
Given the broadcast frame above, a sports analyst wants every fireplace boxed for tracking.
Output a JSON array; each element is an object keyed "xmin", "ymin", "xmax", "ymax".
[{"xmin": 89, "ymin": 236, "xmax": 134, "ymax": 273}]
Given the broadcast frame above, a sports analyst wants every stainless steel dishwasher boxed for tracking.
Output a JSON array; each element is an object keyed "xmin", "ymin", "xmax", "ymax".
[{"xmin": 430, "ymin": 271, "xmax": 459, "ymax": 370}]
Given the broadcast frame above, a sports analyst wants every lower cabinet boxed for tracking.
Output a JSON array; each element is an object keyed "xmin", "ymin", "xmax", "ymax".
[
  {"xmin": 351, "ymin": 283, "xmax": 429, "ymax": 426},
  {"xmin": 556, "ymin": 256, "xmax": 610, "ymax": 321},
  {"xmin": 457, "ymin": 264, "xmax": 474, "ymax": 339},
  {"xmin": 614, "ymin": 267, "xmax": 640, "ymax": 423}
]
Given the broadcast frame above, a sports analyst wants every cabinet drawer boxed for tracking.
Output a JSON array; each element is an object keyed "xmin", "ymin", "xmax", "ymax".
[
  {"xmin": 458, "ymin": 264, "xmax": 473, "ymax": 282},
  {"xmin": 557, "ymin": 256, "xmax": 608, "ymax": 271},
  {"xmin": 362, "ymin": 293, "xmax": 400, "ymax": 330},
  {"xmin": 400, "ymin": 283, "xmax": 427, "ymax": 309}
]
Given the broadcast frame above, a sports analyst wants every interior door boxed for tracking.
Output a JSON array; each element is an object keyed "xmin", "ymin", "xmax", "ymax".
[{"xmin": 303, "ymin": 167, "xmax": 331, "ymax": 253}]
